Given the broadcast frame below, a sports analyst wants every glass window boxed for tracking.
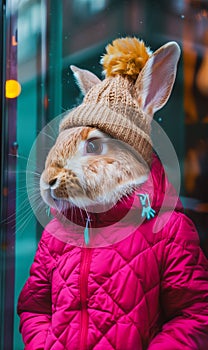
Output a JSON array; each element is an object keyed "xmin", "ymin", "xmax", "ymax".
[
  {"xmin": 73, "ymin": 0, "xmax": 108, "ymax": 16},
  {"xmin": 0, "ymin": 0, "xmax": 208, "ymax": 348}
]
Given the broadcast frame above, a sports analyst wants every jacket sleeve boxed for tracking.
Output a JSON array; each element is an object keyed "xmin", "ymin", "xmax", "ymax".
[
  {"xmin": 148, "ymin": 214, "xmax": 208, "ymax": 350},
  {"xmin": 17, "ymin": 236, "xmax": 52, "ymax": 350}
]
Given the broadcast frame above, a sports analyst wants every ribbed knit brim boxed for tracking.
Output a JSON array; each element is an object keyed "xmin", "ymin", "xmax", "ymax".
[{"xmin": 60, "ymin": 102, "xmax": 153, "ymax": 166}]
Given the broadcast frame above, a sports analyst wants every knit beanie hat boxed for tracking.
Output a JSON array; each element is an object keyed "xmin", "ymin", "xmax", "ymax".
[{"xmin": 60, "ymin": 37, "xmax": 181, "ymax": 166}]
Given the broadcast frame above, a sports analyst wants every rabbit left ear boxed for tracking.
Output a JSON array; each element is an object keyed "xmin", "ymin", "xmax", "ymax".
[
  {"xmin": 70, "ymin": 65, "xmax": 101, "ymax": 95},
  {"xmin": 135, "ymin": 42, "xmax": 181, "ymax": 117}
]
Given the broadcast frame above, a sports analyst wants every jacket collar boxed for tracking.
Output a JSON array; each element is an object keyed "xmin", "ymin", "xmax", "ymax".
[{"xmin": 52, "ymin": 154, "xmax": 182, "ymax": 229}]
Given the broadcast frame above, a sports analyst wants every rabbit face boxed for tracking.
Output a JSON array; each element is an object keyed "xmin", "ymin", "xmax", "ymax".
[{"xmin": 40, "ymin": 126, "xmax": 149, "ymax": 210}]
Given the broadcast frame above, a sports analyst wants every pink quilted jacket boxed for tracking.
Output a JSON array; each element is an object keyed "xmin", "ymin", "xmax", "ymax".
[{"xmin": 18, "ymin": 156, "xmax": 208, "ymax": 349}]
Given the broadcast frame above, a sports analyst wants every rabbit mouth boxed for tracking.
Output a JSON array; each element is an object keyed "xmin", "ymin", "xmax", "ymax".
[
  {"xmin": 40, "ymin": 167, "xmax": 86, "ymax": 204},
  {"xmin": 40, "ymin": 181, "xmax": 85, "ymax": 208},
  {"xmin": 40, "ymin": 177, "xmax": 104, "ymax": 210}
]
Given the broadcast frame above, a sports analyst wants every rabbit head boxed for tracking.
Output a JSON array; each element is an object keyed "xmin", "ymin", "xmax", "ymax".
[
  {"xmin": 40, "ymin": 38, "xmax": 180, "ymax": 211},
  {"xmin": 40, "ymin": 126, "xmax": 149, "ymax": 210}
]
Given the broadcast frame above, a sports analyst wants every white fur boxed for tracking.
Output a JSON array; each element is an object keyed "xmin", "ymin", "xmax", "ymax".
[
  {"xmin": 40, "ymin": 128, "xmax": 149, "ymax": 210},
  {"xmin": 70, "ymin": 65, "xmax": 101, "ymax": 94}
]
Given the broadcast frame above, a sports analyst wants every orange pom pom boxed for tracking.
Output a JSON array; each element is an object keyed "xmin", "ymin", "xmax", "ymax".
[{"xmin": 101, "ymin": 37, "xmax": 151, "ymax": 80}]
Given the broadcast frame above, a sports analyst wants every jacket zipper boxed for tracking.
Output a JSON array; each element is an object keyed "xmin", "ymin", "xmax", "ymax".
[{"xmin": 80, "ymin": 247, "xmax": 92, "ymax": 350}]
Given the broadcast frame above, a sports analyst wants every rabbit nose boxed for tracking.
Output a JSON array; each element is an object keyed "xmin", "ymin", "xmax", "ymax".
[{"xmin": 49, "ymin": 178, "xmax": 58, "ymax": 187}]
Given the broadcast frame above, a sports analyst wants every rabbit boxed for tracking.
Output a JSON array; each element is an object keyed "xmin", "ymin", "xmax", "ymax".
[
  {"xmin": 18, "ymin": 37, "xmax": 208, "ymax": 350},
  {"xmin": 40, "ymin": 37, "xmax": 180, "ymax": 213}
]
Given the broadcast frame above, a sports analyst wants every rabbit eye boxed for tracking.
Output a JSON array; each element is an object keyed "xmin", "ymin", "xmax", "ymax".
[{"xmin": 85, "ymin": 138, "xmax": 103, "ymax": 155}]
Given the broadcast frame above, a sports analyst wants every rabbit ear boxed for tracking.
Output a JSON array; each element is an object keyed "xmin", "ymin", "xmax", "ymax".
[
  {"xmin": 135, "ymin": 42, "xmax": 181, "ymax": 117},
  {"xmin": 70, "ymin": 65, "xmax": 101, "ymax": 95}
]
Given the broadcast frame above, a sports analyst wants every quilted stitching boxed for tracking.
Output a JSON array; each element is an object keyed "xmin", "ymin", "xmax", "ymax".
[
  {"xmin": 40, "ymin": 225, "xmax": 162, "ymax": 349},
  {"xmin": 18, "ymin": 157, "xmax": 208, "ymax": 350},
  {"xmin": 87, "ymin": 242, "xmax": 159, "ymax": 348}
]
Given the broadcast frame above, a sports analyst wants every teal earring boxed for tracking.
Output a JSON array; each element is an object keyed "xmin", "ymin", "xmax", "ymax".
[{"xmin": 138, "ymin": 194, "xmax": 156, "ymax": 220}]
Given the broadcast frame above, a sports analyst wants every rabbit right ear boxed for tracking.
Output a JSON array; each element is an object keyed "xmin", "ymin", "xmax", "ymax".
[
  {"xmin": 70, "ymin": 65, "xmax": 101, "ymax": 95},
  {"xmin": 135, "ymin": 42, "xmax": 181, "ymax": 117}
]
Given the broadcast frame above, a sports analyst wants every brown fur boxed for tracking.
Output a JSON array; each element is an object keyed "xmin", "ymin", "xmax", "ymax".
[
  {"xmin": 40, "ymin": 126, "xmax": 149, "ymax": 209},
  {"xmin": 40, "ymin": 41, "xmax": 180, "ymax": 210}
]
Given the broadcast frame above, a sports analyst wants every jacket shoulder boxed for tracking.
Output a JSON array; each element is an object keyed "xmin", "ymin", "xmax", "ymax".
[
  {"xmin": 164, "ymin": 212, "xmax": 200, "ymax": 247},
  {"xmin": 40, "ymin": 218, "xmax": 70, "ymax": 258},
  {"xmin": 139, "ymin": 211, "xmax": 202, "ymax": 256},
  {"xmin": 160, "ymin": 212, "xmax": 208, "ymax": 270}
]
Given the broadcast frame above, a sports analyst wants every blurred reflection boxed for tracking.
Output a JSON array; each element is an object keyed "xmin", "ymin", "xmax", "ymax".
[
  {"xmin": 185, "ymin": 140, "xmax": 208, "ymax": 203},
  {"xmin": 185, "ymin": 139, "xmax": 208, "ymax": 256},
  {"xmin": 73, "ymin": 0, "xmax": 108, "ymax": 15},
  {"xmin": 183, "ymin": 3, "xmax": 208, "ymax": 123},
  {"xmin": 183, "ymin": 0, "xmax": 208, "ymax": 256},
  {"xmin": 196, "ymin": 29, "xmax": 208, "ymax": 99}
]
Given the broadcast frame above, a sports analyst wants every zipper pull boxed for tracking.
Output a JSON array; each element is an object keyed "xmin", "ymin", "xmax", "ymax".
[
  {"xmin": 84, "ymin": 217, "xmax": 90, "ymax": 245},
  {"xmin": 46, "ymin": 206, "xmax": 51, "ymax": 217}
]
